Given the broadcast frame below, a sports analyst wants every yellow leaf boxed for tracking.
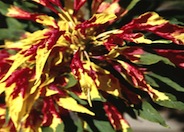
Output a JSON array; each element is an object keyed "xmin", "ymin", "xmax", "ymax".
[
  {"xmin": 6, "ymin": 95, "xmax": 24, "ymax": 129},
  {"xmin": 5, "ymin": 81, "xmax": 42, "ymax": 130},
  {"xmin": 133, "ymin": 34, "xmax": 153, "ymax": 44},
  {"xmin": 1, "ymin": 54, "xmax": 31, "ymax": 82},
  {"xmin": 35, "ymin": 47, "xmax": 51, "ymax": 84},
  {"xmin": 0, "ymin": 83, "xmax": 5, "ymax": 94},
  {"xmin": 36, "ymin": 15, "xmax": 57, "ymax": 28},
  {"xmin": 56, "ymin": 97, "xmax": 95, "ymax": 116},
  {"xmin": 93, "ymin": 13, "xmax": 117, "ymax": 24},
  {"xmin": 97, "ymin": 73, "xmax": 122, "ymax": 98},
  {"xmin": 143, "ymin": 12, "xmax": 167, "ymax": 26},
  {"xmin": 171, "ymin": 32, "xmax": 184, "ymax": 44},
  {"xmin": 120, "ymin": 119, "xmax": 131, "ymax": 132},
  {"xmin": 45, "ymin": 87, "xmax": 58, "ymax": 96},
  {"xmin": 150, "ymin": 87, "xmax": 170, "ymax": 101}
]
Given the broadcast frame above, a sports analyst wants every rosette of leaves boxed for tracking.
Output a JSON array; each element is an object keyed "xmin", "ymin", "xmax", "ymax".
[{"xmin": 0, "ymin": 0, "xmax": 184, "ymax": 132}]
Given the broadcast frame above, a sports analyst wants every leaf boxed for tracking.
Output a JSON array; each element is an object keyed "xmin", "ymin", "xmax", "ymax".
[
  {"xmin": 0, "ymin": 29, "xmax": 25, "ymax": 40},
  {"xmin": 147, "ymin": 73, "xmax": 184, "ymax": 92},
  {"xmin": 145, "ymin": 74, "xmax": 159, "ymax": 87},
  {"xmin": 42, "ymin": 127, "xmax": 53, "ymax": 132},
  {"xmin": 1, "ymin": 54, "xmax": 31, "ymax": 82},
  {"xmin": 68, "ymin": 91, "xmax": 88, "ymax": 105},
  {"xmin": 6, "ymin": 17, "xmax": 27, "ymax": 30},
  {"xmin": 56, "ymin": 97, "xmax": 95, "ymax": 116},
  {"xmin": 157, "ymin": 100, "xmax": 184, "ymax": 111},
  {"xmin": 121, "ymin": 12, "xmax": 184, "ymax": 45},
  {"xmin": 104, "ymin": 102, "xmax": 132, "ymax": 131},
  {"xmin": 69, "ymin": 111, "xmax": 83, "ymax": 132},
  {"xmin": 137, "ymin": 52, "xmax": 175, "ymax": 66},
  {"xmin": 35, "ymin": 47, "xmax": 51, "ymax": 84},
  {"xmin": 94, "ymin": 13, "xmax": 117, "ymax": 24},
  {"xmin": 42, "ymin": 114, "xmax": 64, "ymax": 132},
  {"xmin": 126, "ymin": 0, "xmax": 140, "ymax": 11},
  {"xmin": 63, "ymin": 73, "xmax": 78, "ymax": 89},
  {"xmin": 138, "ymin": 101, "xmax": 168, "ymax": 127},
  {"xmin": 93, "ymin": 120, "xmax": 115, "ymax": 132},
  {"xmin": 55, "ymin": 123, "xmax": 65, "ymax": 132},
  {"xmin": 155, "ymin": 93, "xmax": 184, "ymax": 111},
  {"xmin": 0, "ymin": 1, "xmax": 10, "ymax": 15}
]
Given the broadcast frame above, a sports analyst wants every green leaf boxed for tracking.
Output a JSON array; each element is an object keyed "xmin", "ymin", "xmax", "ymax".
[
  {"xmin": 42, "ymin": 123, "xmax": 64, "ymax": 132},
  {"xmin": 138, "ymin": 101, "xmax": 168, "ymax": 127},
  {"xmin": 14, "ymin": 1, "xmax": 38, "ymax": 11},
  {"xmin": 126, "ymin": 0, "xmax": 140, "ymax": 11},
  {"xmin": 42, "ymin": 127, "xmax": 54, "ymax": 132},
  {"xmin": 156, "ymin": 100, "xmax": 184, "ymax": 111},
  {"xmin": 5, "ymin": 108, "xmax": 10, "ymax": 125},
  {"xmin": 0, "ymin": 1, "xmax": 10, "ymax": 15},
  {"xmin": 63, "ymin": 73, "xmax": 78, "ymax": 89},
  {"xmin": 145, "ymin": 74, "xmax": 159, "ymax": 87},
  {"xmin": 137, "ymin": 52, "xmax": 175, "ymax": 66},
  {"xmin": 55, "ymin": 123, "xmax": 65, "ymax": 132},
  {"xmin": 169, "ymin": 18, "xmax": 184, "ymax": 26},
  {"xmin": 70, "ymin": 111, "xmax": 83, "ymax": 132},
  {"xmin": 68, "ymin": 91, "xmax": 88, "ymax": 105},
  {"xmin": 155, "ymin": 93, "xmax": 184, "ymax": 111},
  {"xmin": 147, "ymin": 73, "xmax": 184, "ymax": 92},
  {"xmin": 6, "ymin": 17, "xmax": 27, "ymax": 29},
  {"xmin": 0, "ymin": 29, "xmax": 25, "ymax": 40},
  {"xmin": 93, "ymin": 120, "xmax": 116, "ymax": 132}
]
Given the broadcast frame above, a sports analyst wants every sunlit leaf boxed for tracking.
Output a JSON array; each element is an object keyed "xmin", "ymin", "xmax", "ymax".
[
  {"xmin": 35, "ymin": 47, "xmax": 51, "ymax": 84},
  {"xmin": 56, "ymin": 97, "xmax": 95, "ymax": 116}
]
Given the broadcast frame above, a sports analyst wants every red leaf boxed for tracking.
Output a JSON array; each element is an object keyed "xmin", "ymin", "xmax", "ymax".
[
  {"xmin": 70, "ymin": 49, "xmax": 84, "ymax": 77},
  {"xmin": 104, "ymin": 102, "xmax": 130, "ymax": 130},
  {"xmin": 121, "ymin": 46, "xmax": 145, "ymax": 62},
  {"xmin": 121, "ymin": 12, "xmax": 184, "ymax": 44},
  {"xmin": 6, "ymin": 68, "xmax": 34, "ymax": 98},
  {"xmin": 34, "ymin": 0, "xmax": 63, "ymax": 13},
  {"xmin": 155, "ymin": 49, "xmax": 184, "ymax": 69},
  {"xmin": 43, "ymin": 29, "xmax": 64, "ymax": 49},
  {"xmin": 110, "ymin": 60, "xmax": 155, "ymax": 96},
  {"xmin": 73, "ymin": 0, "xmax": 87, "ymax": 15}
]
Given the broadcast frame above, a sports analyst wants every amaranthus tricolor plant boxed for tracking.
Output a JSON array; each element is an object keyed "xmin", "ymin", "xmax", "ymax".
[{"xmin": 0, "ymin": 0, "xmax": 184, "ymax": 131}]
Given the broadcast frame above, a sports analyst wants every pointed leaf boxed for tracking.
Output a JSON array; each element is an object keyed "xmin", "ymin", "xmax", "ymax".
[
  {"xmin": 138, "ymin": 101, "xmax": 168, "ymax": 127},
  {"xmin": 104, "ymin": 102, "xmax": 132, "ymax": 131},
  {"xmin": 155, "ymin": 93, "xmax": 184, "ymax": 111},
  {"xmin": 35, "ymin": 47, "xmax": 51, "ymax": 84},
  {"xmin": 56, "ymin": 97, "xmax": 95, "ymax": 116},
  {"xmin": 121, "ymin": 12, "xmax": 184, "ymax": 45},
  {"xmin": 1, "ymin": 54, "xmax": 31, "ymax": 82},
  {"xmin": 147, "ymin": 73, "xmax": 184, "ymax": 92},
  {"xmin": 126, "ymin": 0, "xmax": 140, "ymax": 11}
]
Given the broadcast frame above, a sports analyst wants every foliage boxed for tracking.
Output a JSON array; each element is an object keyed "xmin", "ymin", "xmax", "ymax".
[{"xmin": 0, "ymin": 0, "xmax": 184, "ymax": 131}]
